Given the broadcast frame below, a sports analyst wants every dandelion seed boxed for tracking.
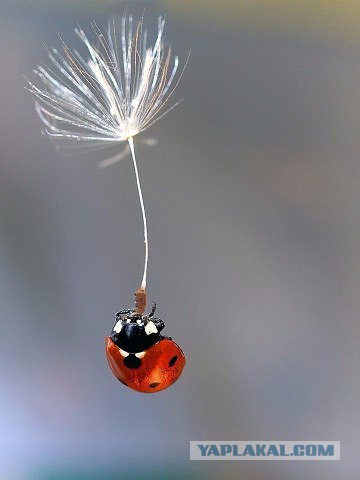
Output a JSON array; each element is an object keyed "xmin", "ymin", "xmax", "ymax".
[
  {"xmin": 28, "ymin": 16, "xmax": 183, "ymax": 147},
  {"xmin": 27, "ymin": 15, "xmax": 186, "ymax": 291}
]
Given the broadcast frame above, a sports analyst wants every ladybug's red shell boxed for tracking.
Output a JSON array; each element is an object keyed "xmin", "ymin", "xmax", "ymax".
[{"xmin": 106, "ymin": 337, "xmax": 186, "ymax": 393}]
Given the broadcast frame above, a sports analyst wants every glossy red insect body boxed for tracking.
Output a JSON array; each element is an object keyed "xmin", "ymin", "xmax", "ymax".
[{"xmin": 106, "ymin": 290, "xmax": 186, "ymax": 393}]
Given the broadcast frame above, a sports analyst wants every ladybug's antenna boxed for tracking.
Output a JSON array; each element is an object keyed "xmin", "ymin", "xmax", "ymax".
[
  {"xmin": 128, "ymin": 137, "xmax": 149, "ymax": 291},
  {"xmin": 135, "ymin": 287, "xmax": 147, "ymax": 315}
]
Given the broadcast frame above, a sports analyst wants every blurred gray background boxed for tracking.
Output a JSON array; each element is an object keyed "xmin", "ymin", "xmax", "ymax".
[{"xmin": 1, "ymin": 1, "xmax": 360, "ymax": 479}]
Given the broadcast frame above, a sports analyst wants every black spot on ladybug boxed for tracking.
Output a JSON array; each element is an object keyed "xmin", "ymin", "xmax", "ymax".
[
  {"xmin": 169, "ymin": 355, "xmax": 178, "ymax": 367},
  {"xmin": 149, "ymin": 382, "xmax": 160, "ymax": 388},
  {"xmin": 120, "ymin": 379, "xmax": 128, "ymax": 386},
  {"xmin": 124, "ymin": 354, "xmax": 142, "ymax": 369}
]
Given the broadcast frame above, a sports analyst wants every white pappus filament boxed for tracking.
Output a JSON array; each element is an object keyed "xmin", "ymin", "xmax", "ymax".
[{"xmin": 27, "ymin": 15, "xmax": 186, "ymax": 290}]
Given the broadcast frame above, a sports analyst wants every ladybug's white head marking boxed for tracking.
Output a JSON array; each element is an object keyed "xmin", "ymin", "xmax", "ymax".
[
  {"xmin": 136, "ymin": 319, "xmax": 142, "ymax": 325},
  {"xmin": 135, "ymin": 351, "xmax": 146, "ymax": 358},
  {"xmin": 145, "ymin": 320, "xmax": 158, "ymax": 335},
  {"xmin": 119, "ymin": 348, "xmax": 129, "ymax": 357},
  {"xmin": 126, "ymin": 318, "xmax": 131, "ymax": 324},
  {"xmin": 113, "ymin": 320, "xmax": 123, "ymax": 334}
]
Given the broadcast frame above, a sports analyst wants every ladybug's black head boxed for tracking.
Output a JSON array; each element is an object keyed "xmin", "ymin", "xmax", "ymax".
[{"xmin": 110, "ymin": 310, "xmax": 165, "ymax": 354}]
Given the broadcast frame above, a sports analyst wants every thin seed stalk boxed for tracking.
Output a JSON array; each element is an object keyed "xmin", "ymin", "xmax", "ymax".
[{"xmin": 128, "ymin": 137, "xmax": 148, "ymax": 290}]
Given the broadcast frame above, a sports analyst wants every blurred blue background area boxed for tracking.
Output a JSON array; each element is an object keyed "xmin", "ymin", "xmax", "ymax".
[{"xmin": 1, "ymin": 1, "xmax": 360, "ymax": 479}]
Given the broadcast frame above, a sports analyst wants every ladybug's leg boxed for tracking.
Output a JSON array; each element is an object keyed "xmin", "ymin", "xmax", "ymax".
[
  {"xmin": 151, "ymin": 317, "xmax": 165, "ymax": 332},
  {"xmin": 116, "ymin": 308, "xmax": 136, "ymax": 318},
  {"xmin": 148, "ymin": 303, "xmax": 157, "ymax": 318},
  {"xmin": 161, "ymin": 335, "xmax": 172, "ymax": 341}
]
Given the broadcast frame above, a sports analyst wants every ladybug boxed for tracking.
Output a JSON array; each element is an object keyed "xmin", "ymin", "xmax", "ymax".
[{"xmin": 105, "ymin": 290, "xmax": 185, "ymax": 393}]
